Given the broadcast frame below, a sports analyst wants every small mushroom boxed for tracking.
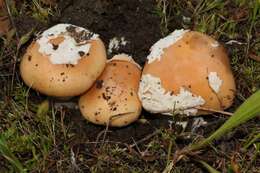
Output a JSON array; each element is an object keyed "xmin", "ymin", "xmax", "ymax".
[
  {"xmin": 79, "ymin": 54, "xmax": 142, "ymax": 127},
  {"xmin": 20, "ymin": 24, "xmax": 107, "ymax": 97},
  {"xmin": 138, "ymin": 30, "xmax": 236, "ymax": 115}
]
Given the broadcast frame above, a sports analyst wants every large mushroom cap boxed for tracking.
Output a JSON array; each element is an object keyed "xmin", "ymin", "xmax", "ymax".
[
  {"xmin": 20, "ymin": 24, "xmax": 107, "ymax": 97},
  {"xmin": 139, "ymin": 30, "xmax": 236, "ymax": 115},
  {"xmin": 79, "ymin": 54, "xmax": 142, "ymax": 127}
]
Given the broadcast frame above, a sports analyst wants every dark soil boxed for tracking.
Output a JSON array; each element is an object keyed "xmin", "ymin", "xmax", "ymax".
[{"xmin": 54, "ymin": 0, "xmax": 162, "ymax": 65}]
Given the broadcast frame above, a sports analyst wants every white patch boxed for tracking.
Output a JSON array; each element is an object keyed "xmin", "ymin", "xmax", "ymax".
[
  {"xmin": 191, "ymin": 117, "xmax": 207, "ymax": 133},
  {"xmin": 182, "ymin": 16, "xmax": 191, "ymax": 23},
  {"xmin": 211, "ymin": 41, "xmax": 220, "ymax": 48},
  {"xmin": 208, "ymin": 72, "xmax": 222, "ymax": 93},
  {"xmin": 120, "ymin": 37, "xmax": 128, "ymax": 46},
  {"xmin": 138, "ymin": 74, "xmax": 205, "ymax": 115},
  {"xmin": 175, "ymin": 121, "xmax": 188, "ymax": 129},
  {"xmin": 108, "ymin": 53, "xmax": 141, "ymax": 69},
  {"xmin": 147, "ymin": 29, "xmax": 189, "ymax": 64},
  {"xmin": 108, "ymin": 37, "xmax": 128, "ymax": 54},
  {"xmin": 37, "ymin": 23, "xmax": 99, "ymax": 65},
  {"xmin": 70, "ymin": 149, "xmax": 79, "ymax": 169},
  {"xmin": 225, "ymin": 40, "xmax": 244, "ymax": 45}
]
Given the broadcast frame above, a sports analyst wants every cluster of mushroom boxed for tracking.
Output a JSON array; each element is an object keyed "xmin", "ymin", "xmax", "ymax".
[
  {"xmin": 20, "ymin": 24, "xmax": 141, "ymax": 127},
  {"xmin": 20, "ymin": 24, "xmax": 236, "ymax": 127}
]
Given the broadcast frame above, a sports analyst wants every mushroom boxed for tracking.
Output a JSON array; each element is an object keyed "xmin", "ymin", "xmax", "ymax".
[
  {"xmin": 20, "ymin": 24, "xmax": 107, "ymax": 97},
  {"xmin": 138, "ymin": 29, "xmax": 236, "ymax": 116},
  {"xmin": 79, "ymin": 54, "xmax": 142, "ymax": 127}
]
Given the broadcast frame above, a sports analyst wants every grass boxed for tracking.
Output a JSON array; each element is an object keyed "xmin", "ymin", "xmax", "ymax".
[
  {"xmin": 161, "ymin": 90, "xmax": 260, "ymax": 172},
  {"xmin": 188, "ymin": 90, "xmax": 260, "ymax": 151},
  {"xmin": 0, "ymin": 0, "xmax": 260, "ymax": 172}
]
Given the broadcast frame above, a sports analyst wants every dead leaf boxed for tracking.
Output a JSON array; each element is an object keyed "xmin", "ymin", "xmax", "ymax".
[
  {"xmin": 0, "ymin": 16, "xmax": 10, "ymax": 35},
  {"xmin": 249, "ymin": 53, "xmax": 260, "ymax": 62},
  {"xmin": 232, "ymin": 7, "xmax": 249, "ymax": 21},
  {"xmin": 0, "ymin": 0, "xmax": 11, "ymax": 36},
  {"xmin": 231, "ymin": 155, "xmax": 241, "ymax": 173},
  {"xmin": 0, "ymin": 0, "xmax": 4, "ymax": 8},
  {"xmin": 141, "ymin": 152, "xmax": 158, "ymax": 162}
]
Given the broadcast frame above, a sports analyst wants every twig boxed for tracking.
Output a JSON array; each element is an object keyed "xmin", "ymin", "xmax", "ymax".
[
  {"xmin": 130, "ymin": 137, "xmax": 142, "ymax": 155},
  {"xmin": 122, "ymin": 129, "xmax": 160, "ymax": 152},
  {"xmin": 4, "ymin": 0, "xmax": 19, "ymax": 93},
  {"xmin": 166, "ymin": 149, "xmax": 200, "ymax": 170},
  {"xmin": 150, "ymin": 106, "xmax": 233, "ymax": 117},
  {"xmin": 195, "ymin": 106, "xmax": 233, "ymax": 116},
  {"xmin": 100, "ymin": 117, "xmax": 111, "ymax": 147},
  {"xmin": 95, "ymin": 112, "xmax": 135, "ymax": 148},
  {"xmin": 95, "ymin": 129, "xmax": 112, "ymax": 148}
]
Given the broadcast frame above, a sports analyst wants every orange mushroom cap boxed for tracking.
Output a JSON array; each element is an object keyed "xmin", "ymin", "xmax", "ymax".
[
  {"xmin": 20, "ymin": 24, "xmax": 107, "ymax": 97},
  {"xmin": 139, "ymin": 30, "xmax": 236, "ymax": 115},
  {"xmin": 79, "ymin": 54, "xmax": 142, "ymax": 127}
]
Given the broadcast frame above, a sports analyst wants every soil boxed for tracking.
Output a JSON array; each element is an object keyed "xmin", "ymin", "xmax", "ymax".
[{"xmin": 55, "ymin": 0, "xmax": 162, "ymax": 65}]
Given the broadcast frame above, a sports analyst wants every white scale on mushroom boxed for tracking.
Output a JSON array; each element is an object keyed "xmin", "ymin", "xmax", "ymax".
[{"xmin": 37, "ymin": 23, "xmax": 99, "ymax": 65}]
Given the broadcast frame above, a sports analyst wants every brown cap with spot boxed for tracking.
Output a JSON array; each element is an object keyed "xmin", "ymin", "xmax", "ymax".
[
  {"xmin": 139, "ymin": 30, "xmax": 236, "ymax": 115},
  {"xmin": 79, "ymin": 54, "xmax": 142, "ymax": 127},
  {"xmin": 20, "ymin": 24, "xmax": 107, "ymax": 97}
]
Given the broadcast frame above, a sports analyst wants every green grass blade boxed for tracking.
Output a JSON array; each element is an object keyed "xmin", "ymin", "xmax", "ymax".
[
  {"xmin": 189, "ymin": 90, "xmax": 260, "ymax": 151},
  {"xmin": 0, "ymin": 137, "xmax": 25, "ymax": 172},
  {"xmin": 243, "ymin": 133, "xmax": 260, "ymax": 149},
  {"xmin": 17, "ymin": 28, "xmax": 35, "ymax": 51},
  {"xmin": 198, "ymin": 160, "xmax": 221, "ymax": 173}
]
